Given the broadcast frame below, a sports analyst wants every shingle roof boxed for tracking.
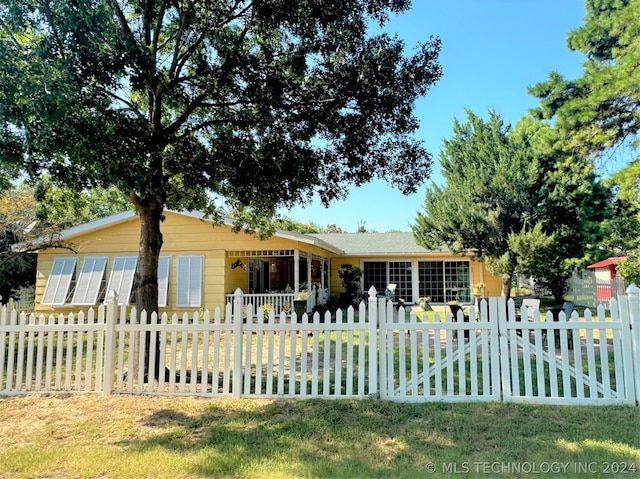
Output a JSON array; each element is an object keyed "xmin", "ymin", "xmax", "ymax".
[{"xmin": 309, "ymin": 232, "xmax": 448, "ymax": 255}]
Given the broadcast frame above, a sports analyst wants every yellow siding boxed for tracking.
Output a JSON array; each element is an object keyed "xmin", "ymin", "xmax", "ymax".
[
  {"xmin": 35, "ymin": 210, "xmax": 504, "ymax": 316},
  {"xmin": 34, "ymin": 212, "xmax": 331, "ymax": 317}
]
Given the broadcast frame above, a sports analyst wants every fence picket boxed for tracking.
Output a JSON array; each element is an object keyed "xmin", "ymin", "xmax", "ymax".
[
  {"xmin": 0, "ymin": 307, "xmax": 7, "ymax": 391},
  {"xmin": 1, "ymin": 287, "xmax": 638, "ymax": 405},
  {"xmin": 299, "ymin": 312, "xmax": 309, "ymax": 396}
]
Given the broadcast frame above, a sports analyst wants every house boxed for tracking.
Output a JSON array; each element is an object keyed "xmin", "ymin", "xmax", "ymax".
[
  {"xmin": 32, "ymin": 210, "xmax": 501, "ymax": 317},
  {"xmin": 587, "ymin": 256, "xmax": 626, "ymax": 301}
]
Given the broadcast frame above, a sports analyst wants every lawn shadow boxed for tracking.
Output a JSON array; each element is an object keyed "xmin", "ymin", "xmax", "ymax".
[{"xmin": 116, "ymin": 399, "xmax": 640, "ymax": 479}]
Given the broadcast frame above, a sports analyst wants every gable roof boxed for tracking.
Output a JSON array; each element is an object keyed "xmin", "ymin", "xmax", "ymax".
[
  {"xmin": 309, "ymin": 232, "xmax": 448, "ymax": 256},
  {"xmin": 587, "ymin": 257, "xmax": 626, "ymax": 269},
  {"xmin": 34, "ymin": 210, "xmax": 343, "ymax": 255}
]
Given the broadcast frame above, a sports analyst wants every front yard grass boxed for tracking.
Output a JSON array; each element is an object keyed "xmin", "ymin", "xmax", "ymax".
[{"xmin": 0, "ymin": 394, "xmax": 638, "ymax": 479}]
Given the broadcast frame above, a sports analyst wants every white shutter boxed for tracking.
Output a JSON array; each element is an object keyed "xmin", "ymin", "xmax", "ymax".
[
  {"xmin": 176, "ymin": 255, "xmax": 203, "ymax": 307},
  {"xmin": 41, "ymin": 257, "xmax": 77, "ymax": 305},
  {"xmin": 157, "ymin": 256, "xmax": 171, "ymax": 307},
  {"xmin": 106, "ymin": 257, "xmax": 137, "ymax": 305},
  {"xmin": 72, "ymin": 257, "xmax": 108, "ymax": 305}
]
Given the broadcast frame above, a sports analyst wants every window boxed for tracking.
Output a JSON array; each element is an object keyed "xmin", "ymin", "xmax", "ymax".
[
  {"xmin": 418, "ymin": 260, "xmax": 470, "ymax": 303},
  {"xmin": 363, "ymin": 261, "xmax": 386, "ymax": 295},
  {"xmin": 362, "ymin": 261, "xmax": 413, "ymax": 300},
  {"xmin": 106, "ymin": 257, "xmax": 137, "ymax": 305},
  {"xmin": 418, "ymin": 261, "xmax": 445, "ymax": 302},
  {"xmin": 176, "ymin": 255, "xmax": 203, "ymax": 307},
  {"xmin": 72, "ymin": 257, "xmax": 108, "ymax": 305},
  {"xmin": 157, "ymin": 256, "xmax": 171, "ymax": 307},
  {"xmin": 41, "ymin": 257, "xmax": 77, "ymax": 305},
  {"xmin": 389, "ymin": 261, "xmax": 412, "ymax": 300}
]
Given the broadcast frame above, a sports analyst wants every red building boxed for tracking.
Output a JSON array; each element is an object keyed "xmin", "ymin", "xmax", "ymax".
[{"xmin": 587, "ymin": 257, "xmax": 626, "ymax": 301}]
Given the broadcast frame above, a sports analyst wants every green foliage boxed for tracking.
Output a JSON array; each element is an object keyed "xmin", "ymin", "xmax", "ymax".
[
  {"xmin": 597, "ymin": 162, "xmax": 640, "ymax": 255},
  {"xmin": 272, "ymin": 217, "xmax": 323, "ymax": 234},
  {"xmin": 413, "ymin": 111, "xmax": 611, "ymax": 300},
  {"xmin": 0, "ymin": 180, "xmax": 130, "ymax": 299},
  {"xmin": 616, "ymin": 252, "xmax": 640, "ymax": 285},
  {"xmin": 35, "ymin": 178, "xmax": 131, "ymax": 229},
  {"xmin": 338, "ymin": 264, "xmax": 363, "ymax": 306},
  {"xmin": 529, "ymin": 0, "xmax": 640, "ymax": 156}
]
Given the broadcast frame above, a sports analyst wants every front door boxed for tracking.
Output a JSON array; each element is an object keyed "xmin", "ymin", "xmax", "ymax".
[{"xmin": 249, "ymin": 259, "xmax": 270, "ymax": 293}]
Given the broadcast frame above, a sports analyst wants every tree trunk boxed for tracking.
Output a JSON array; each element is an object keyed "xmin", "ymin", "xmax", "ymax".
[
  {"xmin": 133, "ymin": 198, "xmax": 164, "ymax": 382},
  {"xmin": 501, "ymin": 273, "xmax": 512, "ymax": 299}
]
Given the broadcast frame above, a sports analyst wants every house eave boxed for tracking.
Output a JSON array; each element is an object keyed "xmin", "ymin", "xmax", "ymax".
[{"xmin": 30, "ymin": 209, "xmax": 344, "ymax": 256}]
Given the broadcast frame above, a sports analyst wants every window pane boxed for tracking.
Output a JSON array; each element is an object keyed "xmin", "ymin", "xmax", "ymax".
[
  {"xmin": 177, "ymin": 255, "xmax": 203, "ymax": 307},
  {"xmin": 106, "ymin": 257, "xmax": 137, "ymax": 305},
  {"xmin": 363, "ymin": 262, "xmax": 386, "ymax": 296},
  {"xmin": 419, "ymin": 261, "xmax": 470, "ymax": 303},
  {"xmin": 419, "ymin": 262, "xmax": 444, "ymax": 303},
  {"xmin": 389, "ymin": 261, "xmax": 412, "ymax": 302},
  {"xmin": 72, "ymin": 257, "xmax": 108, "ymax": 305},
  {"xmin": 42, "ymin": 257, "xmax": 77, "ymax": 305},
  {"xmin": 157, "ymin": 256, "xmax": 171, "ymax": 307},
  {"xmin": 444, "ymin": 261, "xmax": 470, "ymax": 303}
]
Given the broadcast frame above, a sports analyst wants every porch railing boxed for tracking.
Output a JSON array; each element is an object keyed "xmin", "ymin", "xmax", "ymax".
[
  {"xmin": 226, "ymin": 286, "xmax": 331, "ymax": 318},
  {"xmin": 226, "ymin": 292, "xmax": 296, "ymax": 317}
]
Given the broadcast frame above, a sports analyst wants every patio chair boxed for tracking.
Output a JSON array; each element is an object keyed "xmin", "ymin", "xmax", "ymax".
[
  {"xmin": 548, "ymin": 301, "xmax": 575, "ymax": 349},
  {"xmin": 449, "ymin": 304, "xmax": 470, "ymax": 340}
]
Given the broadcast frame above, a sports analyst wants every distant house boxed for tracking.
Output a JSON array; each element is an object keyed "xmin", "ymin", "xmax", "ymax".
[
  {"xmin": 587, "ymin": 256, "xmax": 626, "ymax": 301},
  {"xmin": 32, "ymin": 210, "xmax": 501, "ymax": 317}
]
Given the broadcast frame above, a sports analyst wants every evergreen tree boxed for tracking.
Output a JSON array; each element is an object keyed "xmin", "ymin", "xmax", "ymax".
[
  {"xmin": 530, "ymin": 0, "xmax": 640, "ymax": 157},
  {"xmin": 413, "ymin": 111, "xmax": 610, "ymax": 300}
]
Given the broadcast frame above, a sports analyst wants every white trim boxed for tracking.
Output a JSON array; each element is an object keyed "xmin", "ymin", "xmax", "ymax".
[{"xmin": 41, "ymin": 257, "xmax": 77, "ymax": 305}]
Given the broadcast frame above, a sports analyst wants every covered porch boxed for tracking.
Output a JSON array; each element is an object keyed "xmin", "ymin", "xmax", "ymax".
[{"xmin": 225, "ymin": 248, "xmax": 331, "ymax": 318}]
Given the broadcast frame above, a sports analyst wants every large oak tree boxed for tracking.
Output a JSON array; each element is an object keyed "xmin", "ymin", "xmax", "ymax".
[
  {"xmin": 1, "ymin": 0, "xmax": 441, "ymax": 379},
  {"xmin": 0, "ymin": 1, "xmax": 441, "ymax": 319}
]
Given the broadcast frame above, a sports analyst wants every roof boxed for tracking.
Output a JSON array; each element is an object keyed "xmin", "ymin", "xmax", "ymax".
[
  {"xmin": 309, "ymin": 232, "xmax": 448, "ymax": 256},
  {"xmin": 32, "ymin": 210, "xmax": 343, "ymax": 255},
  {"xmin": 587, "ymin": 257, "xmax": 626, "ymax": 269},
  {"xmin": 31, "ymin": 211, "xmax": 452, "ymax": 257}
]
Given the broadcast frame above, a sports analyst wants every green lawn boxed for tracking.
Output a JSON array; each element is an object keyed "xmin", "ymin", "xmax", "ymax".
[{"xmin": 0, "ymin": 394, "xmax": 638, "ymax": 479}]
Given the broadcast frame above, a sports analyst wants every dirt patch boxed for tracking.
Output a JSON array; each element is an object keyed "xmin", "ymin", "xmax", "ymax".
[{"xmin": 0, "ymin": 394, "xmax": 248, "ymax": 449}]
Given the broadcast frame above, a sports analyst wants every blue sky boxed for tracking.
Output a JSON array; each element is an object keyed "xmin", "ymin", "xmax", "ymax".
[{"xmin": 281, "ymin": 0, "xmax": 588, "ymax": 232}]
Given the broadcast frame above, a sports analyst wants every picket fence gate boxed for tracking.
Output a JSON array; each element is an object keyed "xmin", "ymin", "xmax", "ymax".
[{"xmin": 1, "ymin": 287, "xmax": 639, "ymax": 406}]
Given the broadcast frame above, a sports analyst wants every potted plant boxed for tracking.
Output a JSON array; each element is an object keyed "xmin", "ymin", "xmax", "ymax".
[
  {"xmin": 293, "ymin": 292, "xmax": 308, "ymax": 320},
  {"xmin": 419, "ymin": 296, "xmax": 433, "ymax": 311},
  {"xmin": 337, "ymin": 264, "xmax": 362, "ymax": 308},
  {"xmin": 473, "ymin": 283, "xmax": 484, "ymax": 296}
]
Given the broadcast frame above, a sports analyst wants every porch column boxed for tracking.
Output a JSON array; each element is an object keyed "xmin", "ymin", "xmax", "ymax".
[
  {"xmin": 321, "ymin": 258, "xmax": 327, "ymax": 289},
  {"xmin": 294, "ymin": 249, "xmax": 300, "ymax": 295}
]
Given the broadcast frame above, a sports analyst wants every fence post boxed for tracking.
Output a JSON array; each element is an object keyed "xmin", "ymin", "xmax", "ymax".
[
  {"xmin": 103, "ymin": 290, "xmax": 118, "ymax": 395},
  {"xmin": 495, "ymin": 296, "xmax": 511, "ymax": 402},
  {"xmin": 377, "ymin": 290, "xmax": 388, "ymax": 400},
  {"xmin": 232, "ymin": 288, "xmax": 244, "ymax": 398},
  {"xmin": 367, "ymin": 286, "xmax": 378, "ymax": 398},
  {"xmin": 626, "ymin": 284, "xmax": 640, "ymax": 405}
]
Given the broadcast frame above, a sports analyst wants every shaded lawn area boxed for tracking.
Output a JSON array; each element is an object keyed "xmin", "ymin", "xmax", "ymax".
[{"xmin": 0, "ymin": 394, "xmax": 638, "ymax": 479}]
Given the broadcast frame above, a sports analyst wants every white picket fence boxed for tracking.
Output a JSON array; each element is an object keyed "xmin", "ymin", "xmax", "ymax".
[{"xmin": 1, "ymin": 288, "xmax": 639, "ymax": 405}]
